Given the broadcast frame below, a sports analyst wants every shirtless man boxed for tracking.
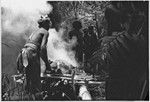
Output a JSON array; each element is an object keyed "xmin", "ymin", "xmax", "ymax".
[
  {"xmin": 25, "ymin": 16, "xmax": 51, "ymax": 71},
  {"xmin": 68, "ymin": 21, "xmax": 83, "ymax": 63},
  {"xmin": 17, "ymin": 15, "xmax": 51, "ymax": 96}
]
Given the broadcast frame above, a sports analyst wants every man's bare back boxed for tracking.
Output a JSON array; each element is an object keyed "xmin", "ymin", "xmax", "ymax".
[{"xmin": 27, "ymin": 28, "xmax": 49, "ymax": 49}]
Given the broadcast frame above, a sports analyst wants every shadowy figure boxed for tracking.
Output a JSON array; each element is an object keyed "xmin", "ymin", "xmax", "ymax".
[
  {"xmin": 68, "ymin": 21, "xmax": 83, "ymax": 63},
  {"xmin": 105, "ymin": 1, "xmax": 128, "ymax": 36},
  {"xmin": 84, "ymin": 26, "xmax": 98, "ymax": 60},
  {"xmin": 103, "ymin": 1, "xmax": 148, "ymax": 100}
]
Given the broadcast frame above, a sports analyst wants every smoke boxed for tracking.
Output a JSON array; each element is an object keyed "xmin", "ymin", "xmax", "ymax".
[
  {"xmin": 1, "ymin": 0, "xmax": 53, "ymax": 76},
  {"xmin": 47, "ymin": 28, "xmax": 79, "ymax": 67},
  {"xmin": 1, "ymin": 0, "xmax": 53, "ymax": 38},
  {"xmin": 2, "ymin": 0, "xmax": 78, "ymax": 73}
]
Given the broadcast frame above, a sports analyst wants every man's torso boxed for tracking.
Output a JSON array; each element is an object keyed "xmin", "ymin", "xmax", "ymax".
[{"xmin": 27, "ymin": 28, "xmax": 48, "ymax": 49}]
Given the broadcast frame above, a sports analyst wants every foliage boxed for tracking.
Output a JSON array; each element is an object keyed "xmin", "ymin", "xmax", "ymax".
[{"xmin": 50, "ymin": 1, "xmax": 109, "ymax": 29}]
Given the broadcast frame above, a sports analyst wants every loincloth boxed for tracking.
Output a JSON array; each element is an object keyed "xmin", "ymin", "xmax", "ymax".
[{"xmin": 17, "ymin": 43, "xmax": 40, "ymax": 70}]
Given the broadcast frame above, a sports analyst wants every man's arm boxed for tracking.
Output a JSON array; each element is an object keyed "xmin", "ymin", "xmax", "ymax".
[{"xmin": 40, "ymin": 33, "xmax": 51, "ymax": 71}]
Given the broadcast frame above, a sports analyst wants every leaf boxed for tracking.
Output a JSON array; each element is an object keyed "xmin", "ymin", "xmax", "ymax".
[
  {"xmin": 113, "ymin": 39, "xmax": 128, "ymax": 60},
  {"xmin": 108, "ymin": 41, "xmax": 119, "ymax": 64},
  {"xmin": 117, "ymin": 35, "xmax": 130, "ymax": 52},
  {"xmin": 124, "ymin": 31, "xmax": 133, "ymax": 41}
]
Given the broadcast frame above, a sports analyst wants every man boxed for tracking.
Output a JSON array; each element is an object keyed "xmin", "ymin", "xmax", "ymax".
[
  {"xmin": 89, "ymin": 1, "xmax": 148, "ymax": 100},
  {"xmin": 105, "ymin": 1, "xmax": 128, "ymax": 36},
  {"xmin": 84, "ymin": 26, "xmax": 98, "ymax": 60},
  {"xmin": 68, "ymin": 21, "xmax": 83, "ymax": 63},
  {"xmin": 87, "ymin": 26, "xmax": 98, "ymax": 54},
  {"xmin": 103, "ymin": 1, "xmax": 148, "ymax": 100},
  {"xmin": 17, "ymin": 15, "xmax": 51, "ymax": 97}
]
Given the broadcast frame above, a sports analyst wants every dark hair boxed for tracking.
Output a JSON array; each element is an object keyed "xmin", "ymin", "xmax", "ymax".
[
  {"xmin": 111, "ymin": 1, "xmax": 119, "ymax": 8},
  {"xmin": 88, "ymin": 26, "xmax": 94, "ymax": 30},
  {"xmin": 72, "ymin": 21, "xmax": 82, "ymax": 30},
  {"xmin": 38, "ymin": 17, "xmax": 51, "ymax": 28}
]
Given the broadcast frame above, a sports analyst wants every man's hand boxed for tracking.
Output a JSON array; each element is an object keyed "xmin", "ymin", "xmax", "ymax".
[
  {"xmin": 45, "ymin": 63, "xmax": 51, "ymax": 72},
  {"xmin": 40, "ymin": 46, "xmax": 51, "ymax": 72}
]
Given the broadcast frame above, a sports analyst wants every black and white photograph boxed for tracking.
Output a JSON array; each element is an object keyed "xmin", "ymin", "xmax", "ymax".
[{"xmin": 1, "ymin": 0, "xmax": 149, "ymax": 101}]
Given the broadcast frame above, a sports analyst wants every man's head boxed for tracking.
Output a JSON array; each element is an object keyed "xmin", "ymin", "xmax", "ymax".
[
  {"xmin": 38, "ymin": 15, "xmax": 52, "ymax": 30},
  {"xmin": 72, "ymin": 21, "xmax": 82, "ymax": 30},
  {"xmin": 88, "ymin": 26, "xmax": 94, "ymax": 31}
]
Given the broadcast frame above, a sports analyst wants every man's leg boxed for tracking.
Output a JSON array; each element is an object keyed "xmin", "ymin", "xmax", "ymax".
[{"xmin": 31, "ymin": 53, "xmax": 42, "ymax": 99}]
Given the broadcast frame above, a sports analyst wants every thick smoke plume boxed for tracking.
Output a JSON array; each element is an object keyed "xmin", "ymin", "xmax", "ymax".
[
  {"xmin": 1, "ymin": 0, "xmax": 53, "ymax": 37},
  {"xmin": 1, "ymin": 0, "xmax": 52, "ymax": 76},
  {"xmin": 1, "ymin": 0, "xmax": 53, "ymax": 89},
  {"xmin": 2, "ymin": 0, "xmax": 78, "ymax": 75},
  {"xmin": 47, "ymin": 28, "xmax": 79, "ymax": 67}
]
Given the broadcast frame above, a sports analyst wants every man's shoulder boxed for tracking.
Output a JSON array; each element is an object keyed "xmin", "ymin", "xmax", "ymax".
[
  {"xmin": 68, "ymin": 30, "xmax": 75, "ymax": 36},
  {"xmin": 68, "ymin": 30, "xmax": 74, "ymax": 34},
  {"xmin": 69, "ymin": 30, "xmax": 82, "ymax": 35},
  {"xmin": 37, "ymin": 28, "xmax": 49, "ymax": 35}
]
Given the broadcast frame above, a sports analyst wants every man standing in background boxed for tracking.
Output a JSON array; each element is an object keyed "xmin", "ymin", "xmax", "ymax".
[{"xmin": 68, "ymin": 21, "xmax": 84, "ymax": 63}]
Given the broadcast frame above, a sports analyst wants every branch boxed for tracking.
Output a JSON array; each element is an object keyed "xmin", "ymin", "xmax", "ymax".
[{"xmin": 2, "ymin": 43, "xmax": 11, "ymax": 48}]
